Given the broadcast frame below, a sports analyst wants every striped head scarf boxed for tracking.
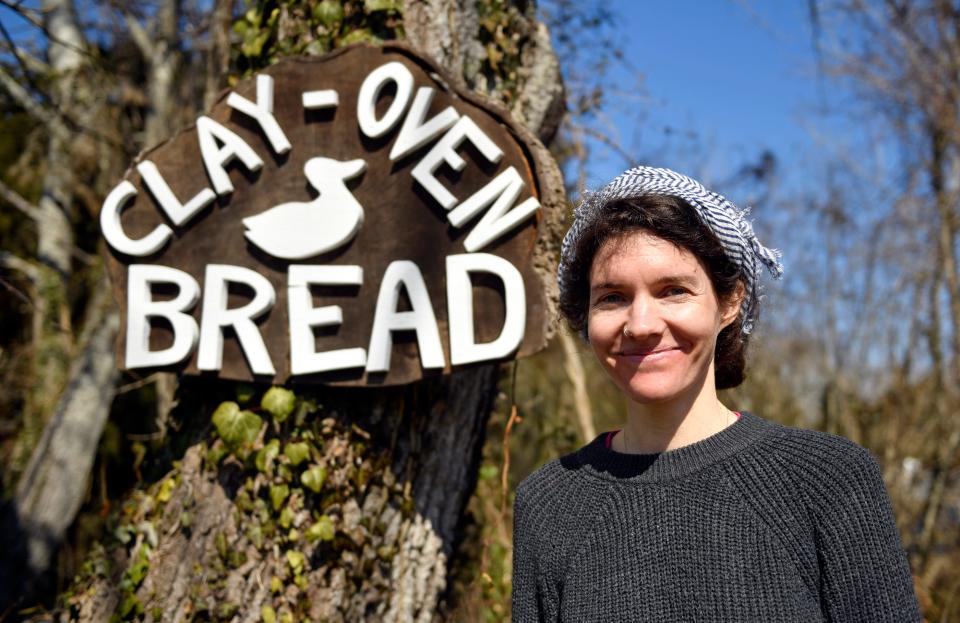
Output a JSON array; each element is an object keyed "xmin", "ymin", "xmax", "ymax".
[{"xmin": 558, "ymin": 165, "xmax": 784, "ymax": 335}]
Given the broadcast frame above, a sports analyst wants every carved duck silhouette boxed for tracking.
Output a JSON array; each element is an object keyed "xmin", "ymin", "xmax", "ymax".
[{"xmin": 243, "ymin": 157, "xmax": 367, "ymax": 260}]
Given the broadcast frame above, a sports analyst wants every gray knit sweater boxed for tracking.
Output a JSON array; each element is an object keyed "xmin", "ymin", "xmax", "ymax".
[{"xmin": 511, "ymin": 411, "xmax": 922, "ymax": 622}]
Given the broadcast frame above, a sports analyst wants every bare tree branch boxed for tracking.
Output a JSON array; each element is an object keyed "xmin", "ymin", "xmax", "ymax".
[
  {"xmin": 123, "ymin": 10, "xmax": 154, "ymax": 59},
  {"xmin": 0, "ymin": 0, "xmax": 96, "ymax": 63},
  {"xmin": 0, "ymin": 251, "xmax": 40, "ymax": 283},
  {"xmin": 0, "ymin": 275, "xmax": 32, "ymax": 307},
  {"xmin": 0, "ymin": 41, "xmax": 49, "ymax": 75},
  {"xmin": 0, "ymin": 64, "xmax": 60, "ymax": 131},
  {"xmin": 0, "ymin": 178, "xmax": 41, "ymax": 222},
  {"xmin": 0, "ymin": 16, "xmax": 46, "ymax": 98}
]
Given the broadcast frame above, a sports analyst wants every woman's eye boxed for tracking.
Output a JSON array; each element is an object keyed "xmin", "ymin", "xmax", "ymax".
[{"xmin": 595, "ymin": 292, "xmax": 625, "ymax": 305}]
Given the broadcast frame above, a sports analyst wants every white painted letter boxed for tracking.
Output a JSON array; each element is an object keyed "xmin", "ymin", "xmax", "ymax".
[
  {"xmin": 226, "ymin": 74, "xmax": 291, "ymax": 156},
  {"xmin": 389, "ymin": 87, "xmax": 459, "ymax": 161},
  {"xmin": 447, "ymin": 166, "xmax": 541, "ymax": 251},
  {"xmin": 198, "ymin": 264, "xmax": 276, "ymax": 375},
  {"xmin": 357, "ymin": 61, "xmax": 414, "ymax": 139},
  {"xmin": 137, "ymin": 160, "xmax": 216, "ymax": 227},
  {"xmin": 446, "ymin": 253, "xmax": 526, "ymax": 365},
  {"xmin": 302, "ymin": 90, "xmax": 339, "ymax": 110},
  {"xmin": 125, "ymin": 264, "xmax": 200, "ymax": 368},
  {"xmin": 366, "ymin": 260, "xmax": 444, "ymax": 373},
  {"xmin": 411, "ymin": 117, "xmax": 504, "ymax": 209},
  {"xmin": 100, "ymin": 180, "xmax": 172, "ymax": 256},
  {"xmin": 197, "ymin": 116, "xmax": 265, "ymax": 195},
  {"xmin": 288, "ymin": 265, "xmax": 366, "ymax": 374}
]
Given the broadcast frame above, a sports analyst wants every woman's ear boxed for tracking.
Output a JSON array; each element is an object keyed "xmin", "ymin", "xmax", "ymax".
[{"xmin": 719, "ymin": 281, "xmax": 746, "ymax": 329}]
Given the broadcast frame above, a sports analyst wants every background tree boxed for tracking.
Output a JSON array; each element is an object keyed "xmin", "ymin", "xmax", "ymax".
[{"xmin": 800, "ymin": 2, "xmax": 960, "ymax": 616}]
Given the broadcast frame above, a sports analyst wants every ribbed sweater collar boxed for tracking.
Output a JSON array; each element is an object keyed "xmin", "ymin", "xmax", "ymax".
[{"xmin": 569, "ymin": 411, "xmax": 778, "ymax": 484}]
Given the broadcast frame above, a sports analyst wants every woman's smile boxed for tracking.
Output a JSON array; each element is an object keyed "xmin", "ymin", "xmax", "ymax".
[{"xmin": 616, "ymin": 346, "xmax": 682, "ymax": 364}]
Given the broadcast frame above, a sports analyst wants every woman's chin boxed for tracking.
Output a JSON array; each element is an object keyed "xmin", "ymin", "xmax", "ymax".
[{"xmin": 616, "ymin": 374, "xmax": 693, "ymax": 405}]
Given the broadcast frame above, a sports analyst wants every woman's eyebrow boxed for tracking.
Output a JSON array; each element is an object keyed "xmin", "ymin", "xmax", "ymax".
[
  {"xmin": 590, "ymin": 281, "xmax": 622, "ymax": 293},
  {"xmin": 649, "ymin": 274, "xmax": 700, "ymax": 287}
]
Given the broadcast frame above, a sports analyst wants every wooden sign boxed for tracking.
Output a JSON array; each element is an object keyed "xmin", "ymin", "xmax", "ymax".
[{"xmin": 100, "ymin": 43, "xmax": 563, "ymax": 386}]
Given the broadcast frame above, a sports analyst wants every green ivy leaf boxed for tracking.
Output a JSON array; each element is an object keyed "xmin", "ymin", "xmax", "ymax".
[
  {"xmin": 279, "ymin": 506, "xmax": 294, "ymax": 529},
  {"xmin": 256, "ymin": 439, "xmax": 281, "ymax": 472},
  {"xmin": 479, "ymin": 464, "xmax": 499, "ymax": 481},
  {"xmin": 283, "ymin": 442, "xmax": 310, "ymax": 466},
  {"xmin": 270, "ymin": 484, "xmax": 289, "ymax": 511},
  {"xmin": 242, "ymin": 29, "xmax": 272, "ymax": 58},
  {"xmin": 339, "ymin": 28, "xmax": 381, "ymax": 46},
  {"xmin": 300, "ymin": 465, "xmax": 328, "ymax": 493},
  {"xmin": 261, "ymin": 605, "xmax": 276, "ymax": 623},
  {"xmin": 265, "ymin": 7, "xmax": 280, "ymax": 28},
  {"xmin": 285, "ymin": 550, "xmax": 306, "ymax": 575},
  {"xmin": 306, "ymin": 515, "xmax": 335, "ymax": 542},
  {"xmin": 216, "ymin": 532, "xmax": 228, "ymax": 559},
  {"xmin": 314, "ymin": 0, "xmax": 344, "ymax": 26},
  {"xmin": 126, "ymin": 545, "xmax": 151, "ymax": 588},
  {"xmin": 156, "ymin": 477, "xmax": 176, "ymax": 502},
  {"xmin": 212, "ymin": 402, "xmax": 262, "ymax": 448},
  {"xmin": 261, "ymin": 387, "xmax": 296, "ymax": 423},
  {"xmin": 247, "ymin": 523, "xmax": 263, "ymax": 549},
  {"xmin": 118, "ymin": 593, "xmax": 144, "ymax": 618},
  {"xmin": 364, "ymin": 0, "xmax": 399, "ymax": 12}
]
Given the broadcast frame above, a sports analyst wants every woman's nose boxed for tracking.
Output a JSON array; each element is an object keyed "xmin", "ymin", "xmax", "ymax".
[{"xmin": 623, "ymin": 297, "xmax": 665, "ymax": 338}]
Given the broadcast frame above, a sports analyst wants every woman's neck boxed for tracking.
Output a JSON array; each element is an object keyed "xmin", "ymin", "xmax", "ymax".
[{"xmin": 619, "ymin": 368, "xmax": 736, "ymax": 454}]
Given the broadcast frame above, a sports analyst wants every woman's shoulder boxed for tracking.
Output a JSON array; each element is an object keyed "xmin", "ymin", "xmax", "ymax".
[
  {"xmin": 761, "ymin": 419, "xmax": 880, "ymax": 471},
  {"xmin": 745, "ymin": 416, "xmax": 887, "ymax": 503},
  {"xmin": 515, "ymin": 455, "xmax": 579, "ymax": 502},
  {"xmin": 514, "ymin": 438, "xmax": 609, "ymax": 510}
]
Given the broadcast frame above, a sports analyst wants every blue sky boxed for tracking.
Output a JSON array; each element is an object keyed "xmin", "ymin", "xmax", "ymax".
[{"xmin": 581, "ymin": 1, "xmax": 836, "ymax": 192}]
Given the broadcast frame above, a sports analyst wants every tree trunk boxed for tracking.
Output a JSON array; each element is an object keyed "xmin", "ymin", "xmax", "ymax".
[
  {"xmin": 64, "ymin": 367, "xmax": 504, "ymax": 622},
  {"xmin": 51, "ymin": 1, "xmax": 565, "ymax": 621},
  {"xmin": 204, "ymin": 0, "xmax": 234, "ymax": 109},
  {"xmin": 137, "ymin": 0, "xmax": 184, "ymax": 148},
  {"xmin": 15, "ymin": 0, "xmax": 89, "ymax": 471},
  {"xmin": 0, "ymin": 280, "xmax": 120, "ymax": 608}
]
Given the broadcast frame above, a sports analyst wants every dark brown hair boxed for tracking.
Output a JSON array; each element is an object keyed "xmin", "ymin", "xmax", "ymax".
[{"xmin": 560, "ymin": 195, "xmax": 750, "ymax": 389}]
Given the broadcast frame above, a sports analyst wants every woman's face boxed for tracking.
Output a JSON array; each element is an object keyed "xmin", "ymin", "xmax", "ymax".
[{"xmin": 586, "ymin": 230, "xmax": 740, "ymax": 406}]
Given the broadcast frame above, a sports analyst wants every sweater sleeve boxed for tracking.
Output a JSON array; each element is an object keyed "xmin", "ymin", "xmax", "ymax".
[
  {"xmin": 511, "ymin": 484, "xmax": 560, "ymax": 623},
  {"xmin": 810, "ymin": 443, "xmax": 922, "ymax": 622}
]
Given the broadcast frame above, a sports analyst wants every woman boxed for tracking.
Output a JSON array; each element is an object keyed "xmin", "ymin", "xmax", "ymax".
[{"xmin": 511, "ymin": 166, "xmax": 921, "ymax": 622}]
